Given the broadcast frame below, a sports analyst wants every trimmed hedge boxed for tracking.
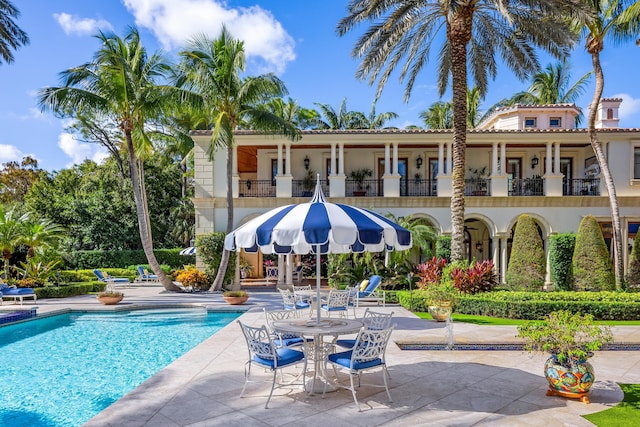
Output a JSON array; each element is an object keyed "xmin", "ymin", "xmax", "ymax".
[
  {"xmin": 572, "ymin": 215, "xmax": 615, "ymax": 291},
  {"xmin": 62, "ymin": 249, "xmax": 193, "ymax": 270},
  {"xmin": 396, "ymin": 290, "xmax": 640, "ymax": 320},
  {"xmin": 35, "ymin": 282, "xmax": 105, "ymax": 299},
  {"xmin": 549, "ymin": 233, "xmax": 576, "ymax": 291},
  {"xmin": 505, "ymin": 214, "xmax": 546, "ymax": 291}
]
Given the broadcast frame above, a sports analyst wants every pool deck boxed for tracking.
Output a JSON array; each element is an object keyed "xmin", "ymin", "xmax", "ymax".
[{"xmin": 6, "ymin": 285, "xmax": 640, "ymax": 426}]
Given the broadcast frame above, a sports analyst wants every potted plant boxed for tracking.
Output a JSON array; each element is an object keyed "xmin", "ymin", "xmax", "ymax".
[
  {"xmin": 223, "ymin": 290, "xmax": 249, "ymax": 305},
  {"xmin": 302, "ymin": 169, "xmax": 315, "ymax": 197},
  {"xmin": 175, "ymin": 267, "xmax": 211, "ymax": 292},
  {"xmin": 468, "ymin": 166, "xmax": 489, "ymax": 195},
  {"xmin": 97, "ymin": 284, "xmax": 124, "ymax": 305},
  {"xmin": 239, "ymin": 257, "xmax": 252, "ymax": 279},
  {"xmin": 415, "ymin": 258, "xmax": 459, "ymax": 321},
  {"xmin": 517, "ymin": 310, "xmax": 613, "ymax": 403},
  {"xmin": 349, "ymin": 167, "xmax": 372, "ymax": 196}
]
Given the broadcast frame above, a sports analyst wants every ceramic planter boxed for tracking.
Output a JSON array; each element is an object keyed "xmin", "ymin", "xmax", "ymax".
[
  {"xmin": 97, "ymin": 295, "xmax": 124, "ymax": 305},
  {"xmin": 428, "ymin": 301, "xmax": 452, "ymax": 322},
  {"xmin": 544, "ymin": 354, "xmax": 594, "ymax": 404},
  {"xmin": 223, "ymin": 296, "xmax": 249, "ymax": 305}
]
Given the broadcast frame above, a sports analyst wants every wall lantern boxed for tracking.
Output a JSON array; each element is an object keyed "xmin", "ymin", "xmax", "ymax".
[
  {"xmin": 416, "ymin": 155, "xmax": 423, "ymax": 169},
  {"xmin": 304, "ymin": 156, "xmax": 310, "ymax": 170},
  {"xmin": 531, "ymin": 155, "xmax": 539, "ymax": 169},
  {"xmin": 475, "ymin": 241, "xmax": 483, "ymax": 253}
]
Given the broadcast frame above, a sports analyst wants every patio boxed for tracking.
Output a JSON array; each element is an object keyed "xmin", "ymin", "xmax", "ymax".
[{"xmin": 17, "ymin": 286, "xmax": 640, "ymax": 426}]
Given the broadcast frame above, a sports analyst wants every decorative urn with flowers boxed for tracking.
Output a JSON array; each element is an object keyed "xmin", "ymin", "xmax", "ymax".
[
  {"xmin": 223, "ymin": 290, "xmax": 249, "ymax": 305},
  {"xmin": 517, "ymin": 310, "xmax": 613, "ymax": 403},
  {"xmin": 415, "ymin": 257, "xmax": 459, "ymax": 321},
  {"xmin": 97, "ymin": 285, "xmax": 124, "ymax": 305}
]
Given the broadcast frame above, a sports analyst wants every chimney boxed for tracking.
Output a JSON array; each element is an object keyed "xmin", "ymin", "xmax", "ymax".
[{"xmin": 595, "ymin": 98, "xmax": 622, "ymax": 128}]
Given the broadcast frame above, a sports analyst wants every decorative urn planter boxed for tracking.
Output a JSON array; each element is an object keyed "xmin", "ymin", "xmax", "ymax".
[
  {"xmin": 97, "ymin": 294, "xmax": 124, "ymax": 305},
  {"xmin": 428, "ymin": 301, "xmax": 452, "ymax": 322},
  {"xmin": 544, "ymin": 355, "xmax": 595, "ymax": 403},
  {"xmin": 223, "ymin": 291, "xmax": 249, "ymax": 305}
]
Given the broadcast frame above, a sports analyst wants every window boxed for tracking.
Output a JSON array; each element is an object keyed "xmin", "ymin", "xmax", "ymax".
[
  {"xmin": 607, "ymin": 108, "xmax": 614, "ymax": 120},
  {"xmin": 634, "ymin": 147, "xmax": 640, "ymax": 179},
  {"xmin": 549, "ymin": 117, "xmax": 561, "ymax": 128},
  {"xmin": 524, "ymin": 117, "xmax": 537, "ymax": 128}
]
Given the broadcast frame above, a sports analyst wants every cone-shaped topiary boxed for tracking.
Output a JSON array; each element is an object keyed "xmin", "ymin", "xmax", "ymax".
[
  {"xmin": 506, "ymin": 214, "xmax": 546, "ymax": 291},
  {"xmin": 549, "ymin": 233, "xmax": 576, "ymax": 291},
  {"xmin": 572, "ymin": 215, "xmax": 614, "ymax": 291},
  {"xmin": 626, "ymin": 230, "xmax": 640, "ymax": 290}
]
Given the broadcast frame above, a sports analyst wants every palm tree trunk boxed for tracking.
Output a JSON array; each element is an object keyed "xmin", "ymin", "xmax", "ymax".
[
  {"xmin": 126, "ymin": 132, "xmax": 182, "ymax": 292},
  {"xmin": 588, "ymin": 51, "xmax": 624, "ymax": 290},
  {"xmin": 448, "ymin": 9, "xmax": 472, "ymax": 262},
  {"xmin": 210, "ymin": 145, "xmax": 234, "ymax": 291}
]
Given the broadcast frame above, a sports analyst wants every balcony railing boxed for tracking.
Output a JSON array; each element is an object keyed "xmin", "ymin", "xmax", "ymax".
[
  {"xmin": 509, "ymin": 178, "xmax": 544, "ymax": 196},
  {"xmin": 346, "ymin": 178, "xmax": 382, "ymax": 197},
  {"xmin": 292, "ymin": 179, "xmax": 329, "ymax": 197},
  {"xmin": 465, "ymin": 178, "xmax": 492, "ymax": 196},
  {"xmin": 401, "ymin": 178, "xmax": 437, "ymax": 196},
  {"xmin": 239, "ymin": 180, "xmax": 276, "ymax": 197},
  {"xmin": 563, "ymin": 178, "xmax": 600, "ymax": 196}
]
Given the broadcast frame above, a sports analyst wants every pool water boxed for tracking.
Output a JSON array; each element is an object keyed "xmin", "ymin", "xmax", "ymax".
[{"xmin": 0, "ymin": 309, "xmax": 240, "ymax": 427}]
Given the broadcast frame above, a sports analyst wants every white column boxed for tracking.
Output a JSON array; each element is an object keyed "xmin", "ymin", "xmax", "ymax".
[
  {"xmin": 501, "ymin": 237, "xmax": 509, "ymax": 284},
  {"xmin": 546, "ymin": 142, "xmax": 553, "ymax": 174},
  {"xmin": 554, "ymin": 142, "xmax": 560, "ymax": 175},
  {"xmin": 492, "ymin": 143, "xmax": 498, "ymax": 175},
  {"xmin": 384, "ymin": 143, "xmax": 390, "ymax": 175},
  {"xmin": 339, "ymin": 143, "xmax": 345, "ymax": 175},
  {"xmin": 392, "ymin": 142, "xmax": 399, "ymax": 175},
  {"xmin": 285, "ymin": 143, "xmax": 291, "ymax": 176},
  {"xmin": 492, "ymin": 235, "xmax": 500, "ymax": 277},
  {"xmin": 500, "ymin": 142, "xmax": 506, "ymax": 175},
  {"xmin": 278, "ymin": 254, "xmax": 285, "ymax": 285},
  {"xmin": 438, "ymin": 143, "xmax": 444, "ymax": 175}
]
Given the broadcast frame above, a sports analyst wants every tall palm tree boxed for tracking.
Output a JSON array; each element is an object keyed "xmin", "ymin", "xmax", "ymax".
[
  {"xmin": 178, "ymin": 28, "xmax": 300, "ymax": 291},
  {"xmin": 0, "ymin": 206, "xmax": 27, "ymax": 279},
  {"xmin": 581, "ymin": 0, "xmax": 640, "ymax": 290},
  {"xmin": 313, "ymin": 98, "xmax": 368, "ymax": 129},
  {"xmin": 38, "ymin": 28, "xmax": 187, "ymax": 292},
  {"xmin": 421, "ymin": 87, "xmax": 483, "ymax": 129},
  {"xmin": 0, "ymin": 0, "xmax": 28, "ymax": 65},
  {"xmin": 365, "ymin": 102, "xmax": 399, "ymax": 129},
  {"xmin": 338, "ymin": 0, "xmax": 586, "ymax": 262},
  {"xmin": 264, "ymin": 97, "xmax": 321, "ymax": 130}
]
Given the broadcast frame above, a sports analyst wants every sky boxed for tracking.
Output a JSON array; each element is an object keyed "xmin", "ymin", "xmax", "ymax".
[{"xmin": 2, "ymin": 0, "xmax": 640, "ymax": 172}]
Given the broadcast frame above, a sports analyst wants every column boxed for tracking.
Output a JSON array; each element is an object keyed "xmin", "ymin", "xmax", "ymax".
[
  {"xmin": 492, "ymin": 143, "xmax": 498, "ymax": 175},
  {"xmin": 446, "ymin": 142, "xmax": 452, "ymax": 175},
  {"xmin": 438, "ymin": 143, "xmax": 444, "ymax": 175},
  {"xmin": 554, "ymin": 142, "xmax": 560, "ymax": 175},
  {"xmin": 501, "ymin": 236, "xmax": 509, "ymax": 285},
  {"xmin": 546, "ymin": 142, "xmax": 553, "ymax": 174},
  {"xmin": 392, "ymin": 142, "xmax": 399, "ymax": 175},
  {"xmin": 339, "ymin": 143, "xmax": 345, "ymax": 175},
  {"xmin": 331, "ymin": 143, "xmax": 337, "ymax": 176},
  {"xmin": 384, "ymin": 143, "xmax": 391, "ymax": 175},
  {"xmin": 500, "ymin": 142, "xmax": 506, "ymax": 175},
  {"xmin": 285, "ymin": 143, "xmax": 291, "ymax": 176}
]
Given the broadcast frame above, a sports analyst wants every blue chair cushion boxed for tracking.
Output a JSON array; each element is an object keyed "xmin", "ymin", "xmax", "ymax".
[
  {"xmin": 253, "ymin": 347, "xmax": 304, "ymax": 368},
  {"xmin": 3, "ymin": 288, "xmax": 34, "ymax": 295},
  {"xmin": 285, "ymin": 302, "xmax": 310, "ymax": 310},
  {"xmin": 335, "ymin": 339, "xmax": 356, "ymax": 349},
  {"xmin": 320, "ymin": 304, "xmax": 346, "ymax": 312},
  {"xmin": 274, "ymin": 336, "xmax": 305, "ymax": 347},
  {"xmin": 362, "ymin": 275, "xmax": 382, "ymax": 295},
  {"xmin": 328, "ymin": 350, "xmax": 382, "ymax": 370}
]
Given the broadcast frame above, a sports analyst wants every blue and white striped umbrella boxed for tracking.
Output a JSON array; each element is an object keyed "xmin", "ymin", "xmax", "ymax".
[
  {"xmin": 224, "ymin": 179, "xmax": 412, "ymax": 255},
  {"xmin": 179, "ymin": 246, "xmax": 196, "ymax": 255}
]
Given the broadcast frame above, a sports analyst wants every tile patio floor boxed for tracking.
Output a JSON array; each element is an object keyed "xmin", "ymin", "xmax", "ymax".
[{"xmin": 5, "ymin": 285, "xmax": 640, "ymax": 426}]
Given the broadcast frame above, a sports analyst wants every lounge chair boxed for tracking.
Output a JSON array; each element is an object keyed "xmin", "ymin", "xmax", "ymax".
[
  {"xmin": 136, "ymin": 266, "xmax": 159, "ymax": 282},
  {"xmin": 0, "ymin": 283, "xmax": 37, "ymax": 305},
  {"xmin": 93, "ymin": 269, "xmax": 130, "ymax": 284},
  {"xmin": 292, "ymin": 264, "xmax": 303, "ymax": 282},
  {"xmin": 355, "ymin": 275, "xmax": 385, "ymax": 307}
]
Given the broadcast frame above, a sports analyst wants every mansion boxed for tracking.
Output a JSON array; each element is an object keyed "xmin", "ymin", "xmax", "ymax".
[{"xmin": 191, "ymin": 98, "xmax": 640, "ymax": 286}]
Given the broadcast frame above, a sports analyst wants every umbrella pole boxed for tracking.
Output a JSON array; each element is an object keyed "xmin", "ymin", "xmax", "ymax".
[{"xmin": 316, "ymin": 245, "xmax": 321, "ymax": 325}]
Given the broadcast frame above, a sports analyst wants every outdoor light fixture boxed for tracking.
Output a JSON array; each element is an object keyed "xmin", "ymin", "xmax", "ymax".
[
  {"xmin": 246, "ymin": 180, "xmax": 252, "ymax": 190},
  {"xmin": 304, "ymin": 156, "xmax": 310, "ymax": 170},
  {"xmin": 531, "ymin": 155, "xmax": 539, "ymax": 169},
  {"xmin": 416, "ymin": 155, "xmax": 423, "ymax": 169},
  {"xmin": 475, "ymin": 241, "xmax": 483, "ymax": 253}
]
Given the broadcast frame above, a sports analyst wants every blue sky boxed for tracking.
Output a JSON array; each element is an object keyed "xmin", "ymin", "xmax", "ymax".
[{"xmin": 2, "ymin": 0, "xmax": 640, "ymax": 172}]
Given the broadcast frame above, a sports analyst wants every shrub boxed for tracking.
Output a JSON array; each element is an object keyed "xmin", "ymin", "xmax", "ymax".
[
  {"xmin": 435, "ymin": 236, "xmax": 451, "ymax": 261},
  {"xmin": 627, "ymin": 231, "xmax": 640, "ymax": 290},
  {"xmin": 415, "ymin": 256, "xmax": 446, "ymax": 287},
  {"xmin": 452, "ymin": 260, "xmax": 498, "ymax": 294},
  {"xmin": 572, "ymin": 215, "xmax": 614, "ymax": 291},
  {"xmin": 174, "ymin": 267, "xmax": 211, "ymax": 291},
  {"xmin": 506, "ymin": 214, "xmax": 546, "ymax": 291},
  {"xmin": 549, "ymin": 233, "xmax": 575, "ymax": 291},
  {"xmin": 197, "ymin": 232, "xmax": 236, "ymax": 287}
]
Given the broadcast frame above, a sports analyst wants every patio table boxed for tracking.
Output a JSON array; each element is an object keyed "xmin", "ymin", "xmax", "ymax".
[{"xmin": 272, "ymin": 318, "xmax": 363, "ymax": 393}]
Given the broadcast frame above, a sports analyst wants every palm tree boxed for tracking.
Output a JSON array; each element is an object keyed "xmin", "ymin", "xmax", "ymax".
[
  {"xmin": 178, "ymin": 28, "xmax": 300, "ymax": 291},
  {"xmin": 421, "ymin": 101, "xmax": 453, "ymax": 129},
  {"xmin": 581, "ymin": 0, "xmax": 640, "ymax": 290},
  {"xmin": 338, "ymin": 1, "xmax": 585, "ymax": 262},
  {"xmin": 21, "ymin": 216, "xmax": 65, "ymax": 259},
  {"xmin": 38, "ymin": 28, "xmax": 187, "ymax": 292},
  {"xmin": 364, "ymin": 102, "xmax": 399, "ymax": 129},
  {"xmin": 263, "ymin": 97, "xmax": 321, "ymax": 130},
  {"xmin": 0, "ymin": 206, "xmax": 27, "ymax": 279},
  {"xmin": 0, "ymin": 0, "xmax": 28, "ymax": 65},
  {"xmin": 313, "ymin": 98, "xmax": 368, "ymax": 129}
]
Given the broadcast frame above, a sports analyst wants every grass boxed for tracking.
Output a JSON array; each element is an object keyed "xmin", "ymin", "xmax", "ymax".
[
  {"xmin": 583, "ymin": 384, "xmax": 640, "ymax": 426},
  {"xmin": 415, "ymin": 312, "xmax": 640, "ymax": 326}
]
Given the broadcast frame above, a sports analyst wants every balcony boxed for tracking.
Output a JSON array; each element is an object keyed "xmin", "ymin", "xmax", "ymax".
[
  {"xmin": 563, "ymin": 178, "xmax": 600, "ymax": 196},
  {"xmin": 509, "ymin": 177, "xmax": 544, "ymax": 196},
  {"xmin": 465, "ymin": 178, "xmax": 492, "ymax": 196},
  {"xmin": 239, "ymin": 180, "xmax": 275, "ymax": 197}
]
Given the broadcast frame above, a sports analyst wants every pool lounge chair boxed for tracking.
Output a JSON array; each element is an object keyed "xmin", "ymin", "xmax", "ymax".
[
  {"xmin": 136, "ymin": 266, "xmax": 159, "ymax": 282},
  {"xmin": 0, "ymin": 283, "xmax": 37, "ymax": 305},
  {"xmin": 355, "ymin": 275, "xmax": 385, "ymax": 307},
  {"xmin": 93, "ymin": 269, "xmax": 130, "ymax": 284}
]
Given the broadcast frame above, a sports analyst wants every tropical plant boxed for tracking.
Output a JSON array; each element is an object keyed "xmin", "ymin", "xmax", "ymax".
[
  {"xmin": 37, "ymin": 28, "xmax": 186, "ymax": 292},
  {"xmin": 313, "ymin": 98, "xmax": 368, "ymax": 130},
  {"xmin": 572, "ymin": 214, "xmax": 615, "ymax": 291},
  {"xmin": 0, "ymin": 0, "xmax": 28, "ymax": 65},
  {"xmin": 580, "ymin": 0, "xmax": 640, "ymax": 291},
  {"xmin": 349, "ymin": 168, "xmax": 373, "ymax": 191},
  {"xmin": 20, "ymin": 215, "xmax": 65, "ymax": 259},
  {"xmin": 505, "ymin": 214, "xmax": 546, "ymax": 291},
  {"xmin": 418, "ymin": 262, "xmax": 461, "ymax": 305},
  {"xmin": 420, "ymin": 101, "xmax": 452, "ymax": 129},
  {"xmin": 517, "ymin": 310, "xmax": 613, "ymax": 367},
  {"xmin": 415, "ymin": 256, "xmax": 447, "ymax": 286},
  {"xmin": 338, "ymin": 0, "xmax": 587, "ymax": 263},
  {"xmin": 177, "ymin": 27, "xmax": 300, "ymax": 291},
  {"xmin": 363, "ymin": 102, "xmax": 399, "ymax": 129},
  {"xmin": 451, "ymin": 260, "xmax": 498, "ymax": 294},
  {"xmin": 0, "ymin": 206, "xmax": 28, "ymax": 279},
  {"xmin": 175, "ymin": 267, "xmax": 211, "ymax": 291}
]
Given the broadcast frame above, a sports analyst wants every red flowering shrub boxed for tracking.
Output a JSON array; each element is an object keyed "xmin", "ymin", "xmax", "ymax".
[
  {"xmin": 415, "ymin": 257, "xmax": 447, "ymax": 289},
  {"xmin": 452, "ymin": 260, "xmax": 498, "ymax": 294}
]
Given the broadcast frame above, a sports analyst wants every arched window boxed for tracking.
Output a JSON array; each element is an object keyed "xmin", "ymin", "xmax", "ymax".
[{"xmin": 607, "ymin": 108, "xmax": 614, "ymax": 120}]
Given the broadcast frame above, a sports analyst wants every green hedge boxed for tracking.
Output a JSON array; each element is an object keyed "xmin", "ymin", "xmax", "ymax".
[
  {"xmin": 35, "ymin": 282, "xmax": 105, "ymax": 299},
  {"xmin": 62, "ymin": 249, "xmax": 193, "ymax": 270},
  {"xmin": 396, "ymin": 290, "xmax": 640, "ymax": 320}
]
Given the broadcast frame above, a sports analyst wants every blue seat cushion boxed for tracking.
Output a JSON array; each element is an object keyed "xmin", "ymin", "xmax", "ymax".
[
  {"xmin": 274, "ymin": 336, "xmax": 305, "ymax": 347},
  {"xmin": 361, "ymin": 275, "xmax": 382, "ymax": 296},
  {"xmin": 335, "ymin": 339, "xmax": 356, "ymax": 349},
  {"xmin": 328, "ymin": 350, "xmax": 382, "ymax": 370},
  {"xmin": 253, "ymin": 347, "xmax": 304, "ymax": 368},
  {"xmin": 1, "ymin": 287, "xmax": 34, "ymax": 295},
  {"xmin": 110, "ymin": 278, "xmax": 130, "ymax": 283},
  {"xmin": 321, "ymin": 305, "xmax": 346, "ymax": 312},
  {"xmin": 284, "ymin": 302, "xmax": 310, "ymax": 310}
]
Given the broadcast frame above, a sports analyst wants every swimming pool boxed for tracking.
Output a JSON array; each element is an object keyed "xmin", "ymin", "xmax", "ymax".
[{"xmin": 0, "ymin": 308, "xmax": 241, "ymax": 427}]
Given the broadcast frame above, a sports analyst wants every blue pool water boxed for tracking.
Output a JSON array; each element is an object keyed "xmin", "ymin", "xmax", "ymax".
[{"xmin": 0, "ymin": 309, "xmax": 240, "ymax": 427}]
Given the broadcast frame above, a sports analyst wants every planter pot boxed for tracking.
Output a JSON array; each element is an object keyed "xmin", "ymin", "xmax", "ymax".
[
  {"xmin": 97, "ymin": 295, "xmax": 123, "ymax": 305},
  {"xmin": 428, "ymin": 301, "xmax": 452, "ymax": 322},
  {"xmin": 544, "ymin": 354, "xmax": 594, "ymax": 404},
  {"xmin": 223, "ymin": 296, "xmax": 249, "ymax": 305},
  {"xmin": 353, "ymin": 191, "xmax": 367, "ymax": 197}
]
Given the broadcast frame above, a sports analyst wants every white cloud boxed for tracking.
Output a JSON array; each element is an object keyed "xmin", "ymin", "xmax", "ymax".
[
  {"xmin": 58, "ymin": 133, "xmax": 109, "ymax": 166},
  {"xmin": 54, "ymin": 12, "xmax": 112, "ymax": 36},
  {"xmin": 122, "ymin": 0, "xmax": 295, "ymax": 74},
  {"xmin": 612, "ymin": 93, "xmax": 640, "ymax": 122},
  {"xmin": 0, "ymin": 144, "xmax": 24, "ymax": 163}
]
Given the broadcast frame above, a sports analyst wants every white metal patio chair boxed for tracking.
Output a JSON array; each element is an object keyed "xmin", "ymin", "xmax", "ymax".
[
  {"xmin": 320, "ymin": 289, "xmax": 350, "ymax": 318},
  {"xmin": 335, "ymin": 308, "xmax": 395, "ymax": 349},
  {"xmin": 263, "ymin": 308, "xmax": 306, "ymax": 348}
]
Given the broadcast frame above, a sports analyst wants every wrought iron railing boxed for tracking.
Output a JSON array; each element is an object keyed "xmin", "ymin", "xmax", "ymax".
[
  {"xmin": 292, "ymin": 180, "xmax": 329, "ymax": 197},
  {"xmin": 563, "ymin": 178, "xmax": 600, "ymax": 196},
  {"xmin": 509, "ymin": 177, "xmax": 544, "ymax": 196},
  {"xmin": 345, "ymin": 178, "xmax": 381, "ymax": 197},
  {"xmin": 465, "ymin": 178, "xmax": 492, "ymax": 196},
  {"xmin": 401, "ymin": 178, "xmax": 437, "ymax": 196},
  {"xmin": 239, "ymin": 180, "xmax": 275, "ymax": 197}
]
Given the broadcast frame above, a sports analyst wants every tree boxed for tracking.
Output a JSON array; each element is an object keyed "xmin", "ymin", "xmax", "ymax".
[
  {"xmin": 581, "ymin": 0, "xmax": 640, "ymax": 291},
  {"xmin": 364, "ymin": 102, "xmax": 399, "ymax": 129},
  {"xmin": 572, "ymin": 214, "xmax": 615, "ymax": 291},
  {"xmin": 178, "ymin": 27, "xmax": 300, "ymax": 291},
  {"xmin": 313, "ymin": 98, "xmax": 368, "ymax": 129},
  {"xmin": 38, "ymin": 28, "xmax": 188, "ymax": 291},
  {"xmin": 263, "ymin": 97, "xmax": 320, "ymax": 130},
  {"xmin": 338, "ymin": 0, "xmax": 587, "ymax": 262},
  {"xmin": 420, "ymin": 87, "xmax": 483, "ymax": 129},
  {"xmin": 0, "ymin": 205, "xmax": 27, "ymax": 278},
  {"xmin": 0, "ymin": 0, "xmax": 28, "ymax": 65},
  {"xmin": 0, "ymin": 156, "xmax": 45, "ymax": 203},
  {"xmin": 20, "ymin": 215, "xmax": 65, "ymax": 259},
  {"xmin": 506, "ymin": 214, "xmax": 546, "ymax": 291}
]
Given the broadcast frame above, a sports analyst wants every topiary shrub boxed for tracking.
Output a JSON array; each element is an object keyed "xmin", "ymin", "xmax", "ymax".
[
  {"xmin": 505, "ymin": 214, "xmax": 546, "ymax": 291},
  {"xmin": 572, "ymin": 215, "xmax": 614, "ymax": 291},
  {"xmin": 435, "ymin": 235, "xmax": 451, "ymax": 261},
  {"xmin": 549, "ymin": 233, "xmax": 576, "ymax": 291},
  {"xmin": 627, "ymin": 231, "xmax": 640, "ymax": 291},
  {"xmin": 197, "ymin": 232, "xmax": 236, "ymax": 286}
]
